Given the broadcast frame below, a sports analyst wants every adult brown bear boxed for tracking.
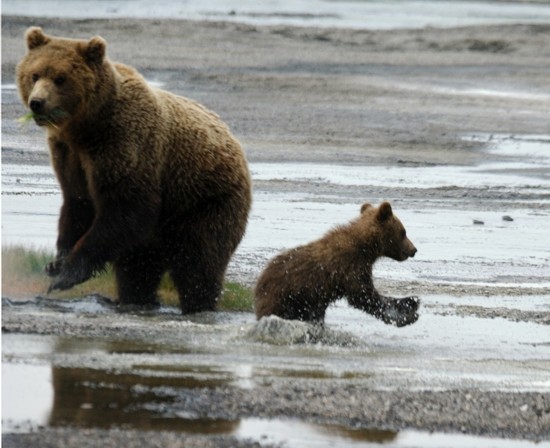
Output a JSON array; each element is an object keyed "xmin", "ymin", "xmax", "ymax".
[{"xmin": 17, "ymin": 27, "xmax": 252, "ymax": 313}]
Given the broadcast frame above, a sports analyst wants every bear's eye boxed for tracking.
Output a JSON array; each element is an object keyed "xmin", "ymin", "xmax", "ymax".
[
  {"xmin": 31, "ymin": 73, "xmax": 40, "ymax": 83},
  {"xmin": 54, "ymin": 76, "xmax": 66, "ymax": 86}
]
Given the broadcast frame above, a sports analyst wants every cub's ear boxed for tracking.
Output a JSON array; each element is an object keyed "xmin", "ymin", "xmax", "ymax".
[
  {"xmin": 376, "ymin": 201, "xmax": 393, "ymax": 222},
  {"xmin": 360, "ymin": 203, "xmax": 373, "ymax": 214},
  {"xmin": 81, "ymin": 36, "xmax": 106, "ymax": 64},
  {"xmin": 25, "ymin": 27, "xmax": 49, "ymax": 50}
]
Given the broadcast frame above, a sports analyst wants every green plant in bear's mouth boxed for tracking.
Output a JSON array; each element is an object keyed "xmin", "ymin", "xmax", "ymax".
[
  {"xmin": 1, "ymin": 245, "xmax": 254, "ymax": 312},
  {"xmin": 17, "ymin": 109, "xmax": 68, "ymax": 128},
  {"xmin": 17, "ymin": 112, "xmax": 36, "ymax": 123}
]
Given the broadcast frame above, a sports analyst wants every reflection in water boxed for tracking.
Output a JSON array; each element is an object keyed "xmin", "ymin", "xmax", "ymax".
[
  {"xmin": 52, "ymin": 336, "xmax": 191, "ymax": 356},
  {"xmin": 48, "ymin": 366, "xmax": 235, "ymax": 431},
  {"xmin": 318, "ymin": 425, "xmax": 396, "ymax": 443},
  {"xmin": 235, "ymin": 418, "xmax": 397, "ymax": 445},
  {"xmin": 47, "ymin": 366, "xmax": 397, "ymax": 445},
  {"xmin": 3, "ymin": 342, "xmax": 543, "ymax": 447}
]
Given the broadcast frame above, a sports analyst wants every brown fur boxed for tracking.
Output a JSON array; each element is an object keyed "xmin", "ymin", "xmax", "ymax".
[
  {"xmin": 16, "ymin": 27, "xmax": 252, "ymax": 313},
  {"xmin": 254, "ymin": 202, "xmax": 419, "ymax": 326}
]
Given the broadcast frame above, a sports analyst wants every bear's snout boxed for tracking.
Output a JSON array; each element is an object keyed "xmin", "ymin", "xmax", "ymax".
[
  {"xmin": 27, "ymin": 78, "xmax": 57, "ymax": 117},
  {"xmin": 29, "ymin": 97, "xmax": 46, "ymax": 114},
  {"xmin": 403, "ymin": 239, "xmax": 417, "ymax": 260}
]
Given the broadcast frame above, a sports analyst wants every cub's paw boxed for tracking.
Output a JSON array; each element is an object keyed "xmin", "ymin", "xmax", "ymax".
[{"xmin": 382, "ymin": 296, "xmax": 420, "ymax": 327}]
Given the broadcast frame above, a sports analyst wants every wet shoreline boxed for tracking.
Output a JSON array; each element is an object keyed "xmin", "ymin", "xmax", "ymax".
[{"xmin": 3, "ymin": 297, "xmax": 550, "ymax": 445}]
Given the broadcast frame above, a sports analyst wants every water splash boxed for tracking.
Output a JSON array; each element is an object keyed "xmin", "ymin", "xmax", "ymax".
[{"xmin": 245, "ymin": 315, "xmax": 362, "ymax": 347}]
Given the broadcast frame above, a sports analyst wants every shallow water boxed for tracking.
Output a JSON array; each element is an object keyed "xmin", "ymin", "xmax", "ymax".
[
  {"xmin": 4, "ymin": 0, "xmax": 550, "ymax": 30},
  {"xmin": 3, "ymin": 294, "xmax": 550, "ymax": 389},
  {"xmin": 3, "ymin": 133, "xmax": 550, "ymax": 290},
  {"xmin": 2, "ymin": 293, "xmax": 550, "ymax": 445},
  {"xmin": 5, "ymin": 351, "xmax": 546, "ymax": 448},
  {"xmin": 3, "ymin": 353, "xmax": 547, "ymax": 448}
]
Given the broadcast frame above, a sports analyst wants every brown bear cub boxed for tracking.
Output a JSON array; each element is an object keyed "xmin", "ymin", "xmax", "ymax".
[
  {"xmin": 16, "ymin": 27, "xmax": 252, "ymax": 313},
  {"xmin": 254, "ymin": 202, "xmax": 419, "ymax": 326}
]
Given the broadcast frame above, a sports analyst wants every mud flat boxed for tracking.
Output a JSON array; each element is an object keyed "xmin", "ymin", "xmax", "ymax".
[{"xmin": 2, "ymin": 15, "xmax": 550, "ymax": 448}]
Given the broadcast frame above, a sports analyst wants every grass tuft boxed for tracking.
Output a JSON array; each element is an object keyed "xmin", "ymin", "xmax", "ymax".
[
  {"xmin": 1, "ymin": 245, "xmax": 253, "ymax": 312},
  {"xmin": 220, "ymin": 282, "xmax": 255, "ymax": 311}
]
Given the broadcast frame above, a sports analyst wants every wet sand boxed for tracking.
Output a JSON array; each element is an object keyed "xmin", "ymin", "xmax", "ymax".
[
  {"xmin": 2, "ymin": 15, "xmax": 550, "ymax": 447},
  {"xmin": 3, "ymin": 16, "xmax": 550, "ymax": 165}
]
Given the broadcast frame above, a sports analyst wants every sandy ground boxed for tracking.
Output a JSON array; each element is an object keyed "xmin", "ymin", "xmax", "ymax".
[{"xmin": 2, "ymin": 15, "xmax": 550, "ymax": 447}]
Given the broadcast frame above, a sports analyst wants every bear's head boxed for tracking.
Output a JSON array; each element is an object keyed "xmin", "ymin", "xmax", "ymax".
[
  {"xmin": 360, "ymin": 202, "xmax": 417, "ymax": 261},
  {"xmin": 16, "ymin": 27, "xmax": 108, "ymax": 128}
]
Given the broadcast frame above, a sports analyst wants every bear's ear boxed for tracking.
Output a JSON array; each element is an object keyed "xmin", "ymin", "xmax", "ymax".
[
  {"xmin": 376, "ymin": 202, "xmax": 393, "ymax": 222},
  {"xmin": 360, "ymin": 203, "xmax": 373, "ymax": 214},
  {"xmin": 25, "ymin": 27, "xmax": 50, "ymax": 50},
  {"xmin": 81, "ymin": 36, "xmax": 106, "ymax": 65}
]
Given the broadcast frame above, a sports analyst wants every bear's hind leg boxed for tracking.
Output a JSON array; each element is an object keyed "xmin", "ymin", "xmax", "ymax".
[
  {"xmin": 170, "ymin": 257, "xmax": 223, "ymax": 314},
  {"xmin": 114, "ymin": 248, "xmax": 165, "ymax": 307},
  {"xmin": 168, "ymin": 228, "xmax": 227, "ymax": 313},
  {"xmin": 168, "ymin": 196, "xmax": 248, "ymax": 315}
]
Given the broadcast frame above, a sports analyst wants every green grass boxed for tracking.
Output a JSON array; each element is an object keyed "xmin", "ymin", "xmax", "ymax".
[
  {"xmin": 1, "ymin": 245, "xmax": 253, "ymax": 312},
  {"xmin": 220, "ymin": 281, "xmax": 255, "ymax": 311}
]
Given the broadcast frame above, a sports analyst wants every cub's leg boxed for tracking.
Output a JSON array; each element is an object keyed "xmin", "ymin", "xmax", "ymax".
[
  {"xmin": 379, "ymin": 296, "xmax": 420, "ymax": 327},
  {"xmin": 348, "ymin": 289, "xmax": 420, "ymax": 327}
]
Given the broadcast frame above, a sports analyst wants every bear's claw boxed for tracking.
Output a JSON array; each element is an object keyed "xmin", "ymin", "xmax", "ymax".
[
  {"xmin": 47, "ymin": 259, "xmax": 94, "ymax": 293},
  {"xmin": 45, "ymin": 258, "xmax": 64, "ymax": 277}
]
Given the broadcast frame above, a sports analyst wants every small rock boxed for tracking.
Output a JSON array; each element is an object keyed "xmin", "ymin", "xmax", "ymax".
[
  {"xmin": 502, "ymin": 215, "xmax": 514, "ymax": 222},
  {"xmin": 473, "ymin": 219, "xmax": 484, "ymax": 225}
]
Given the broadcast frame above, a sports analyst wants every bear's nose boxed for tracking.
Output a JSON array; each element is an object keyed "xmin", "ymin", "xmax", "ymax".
[
  {"xmin": 29, "ymin": 98, "xmax": 45, "ymax": 114},
  {"xmin": 410, "ymin": 247, "xmax": 417, "ymax": 258}
]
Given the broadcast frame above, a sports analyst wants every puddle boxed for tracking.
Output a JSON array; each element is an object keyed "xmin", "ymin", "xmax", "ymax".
[
  {"xmin": 235, "ymin": 421, "xmax": 544, "ymax": 447},
  {"xmin": 2, "ymin": 363, "xmax": 53, "ymax": 432},
  {"xmin": 2, "ymin": 361, "xmax": 546, "ymax": 447}
]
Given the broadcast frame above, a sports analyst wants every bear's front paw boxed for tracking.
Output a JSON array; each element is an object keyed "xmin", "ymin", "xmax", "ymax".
[
  {"xmin": 382, "ymin": 296, "xmax": 420, "ymax": 327},
  {"xmin": 48, "ymin": 259, "xmax": 93, "ymax": 293}
]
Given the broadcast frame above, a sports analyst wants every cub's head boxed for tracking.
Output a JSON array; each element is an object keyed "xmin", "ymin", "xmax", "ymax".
[
  {"xmin": 360, "ymin": 201, "xmax": 417, "ymax": 261},
  {"xmin": 16, "ymin": 27, "xmax": 107, "ymax": 127}
]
